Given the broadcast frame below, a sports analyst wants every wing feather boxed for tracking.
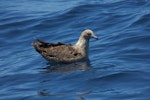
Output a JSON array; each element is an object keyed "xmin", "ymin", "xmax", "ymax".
[
  {"xmin": 43, "ymin": 45, "xmax": 82, "ymax": 62},
  {"xmin": 33, "ymin": 39, "xmax": 83, "ymax": 63}
]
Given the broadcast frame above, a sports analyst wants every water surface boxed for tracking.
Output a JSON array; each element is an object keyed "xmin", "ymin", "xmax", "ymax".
[{"xmin": 0, "ymin": 0, "xmax": 150, "ymax": 100}]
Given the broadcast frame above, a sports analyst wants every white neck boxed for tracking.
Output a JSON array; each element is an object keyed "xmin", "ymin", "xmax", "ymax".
[{"xmin": 74, "ymin": 36, "xmax": 89, "ymax": 57}]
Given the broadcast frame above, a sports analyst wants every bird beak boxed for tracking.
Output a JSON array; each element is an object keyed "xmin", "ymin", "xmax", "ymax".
[{"xmin": 92, "ymin": 35, "xmax": 99, "ymax": 40}]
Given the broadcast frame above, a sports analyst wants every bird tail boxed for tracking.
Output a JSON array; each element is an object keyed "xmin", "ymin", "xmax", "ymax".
[{"xmin": 32, "ymin": 38, "xmax": 47, "ymax": 53}]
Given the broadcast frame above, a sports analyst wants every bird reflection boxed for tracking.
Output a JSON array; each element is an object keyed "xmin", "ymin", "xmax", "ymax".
[{"xmin": 40, "ymin": 59, "xmax": 91, "ymax": 73}]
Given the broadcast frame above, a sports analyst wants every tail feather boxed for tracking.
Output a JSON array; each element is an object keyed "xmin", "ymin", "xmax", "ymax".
[
  {"xmin": 36, "ymin": 39, "xmax": 48, "ymax": 44},
  {"xmin": 32, "ymin": 39, "xmax": 65, "ymax": 49},
  {"xmin": 32, "ymin": 38, "xmax": 48, "ymax": 53},
  {"xmin": 34, "ymin": 38, "xmax": 53, "ymax": 48},
  {"xmin": 32, "ymin": 38, "xmax": 67, "ymax": 53},
  {"xmin": 32, "ymin": 42, "xmax": 42, "ymax": 53}
]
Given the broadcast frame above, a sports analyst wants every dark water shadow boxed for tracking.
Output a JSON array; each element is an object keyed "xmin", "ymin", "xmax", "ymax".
[
  {"xmin": 37, "ymin": 60, "xmax": 92, "ymax": 99},
  {"xmin": 37, "ymin": 90, "xmax": 90, "ymax": 100},
  {"xmin": 39, "ymin": 60, "xmax": 92, "ymax": 73},
  {"xmin": 38, "ymin": 90, "xmax": 92, "ymax": 96}
]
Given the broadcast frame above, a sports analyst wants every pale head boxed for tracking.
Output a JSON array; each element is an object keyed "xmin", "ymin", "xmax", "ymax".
[{"xmin": 81, "ymin": 29, "xmax": 99, "ymax": 40}]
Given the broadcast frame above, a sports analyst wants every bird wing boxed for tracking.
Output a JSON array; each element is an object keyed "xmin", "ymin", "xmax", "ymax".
[
  {"xmin": 42, "ymin": 45, "xmax": 83, "ymax": 63},
  {"xmin": 33, "ymin": 39, "xmax": 83, "ymax": 63}
]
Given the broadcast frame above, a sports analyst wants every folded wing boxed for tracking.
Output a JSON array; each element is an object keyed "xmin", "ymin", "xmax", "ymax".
[{"xmin": 32, "ymin": 39, "xmax": 83, "ymax": 63}]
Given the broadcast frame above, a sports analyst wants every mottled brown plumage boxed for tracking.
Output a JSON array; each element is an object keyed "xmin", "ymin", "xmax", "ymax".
[{"xmin": 32, "ymin": 29, "xmax": 98, "ymax": 64}]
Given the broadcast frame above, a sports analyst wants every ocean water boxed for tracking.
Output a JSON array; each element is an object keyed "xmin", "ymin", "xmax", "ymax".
[{"xmin": 0, "ymin": 0, "xmax": 150, "ymax": 100}]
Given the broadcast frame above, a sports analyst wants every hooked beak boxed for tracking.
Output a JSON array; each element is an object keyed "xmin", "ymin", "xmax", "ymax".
[{"xmin": 91, "ymin": 35, "xmax": 99, "ymax": 40}]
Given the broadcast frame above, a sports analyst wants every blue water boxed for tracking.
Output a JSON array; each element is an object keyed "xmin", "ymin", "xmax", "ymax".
[{"xmin": 0, "ymin": 0, "xmax": 150, "ymax": 100}]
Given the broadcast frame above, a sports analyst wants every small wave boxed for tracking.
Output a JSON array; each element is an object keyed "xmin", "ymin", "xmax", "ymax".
[
  {"xmin": 88, "ymin": 70, "xmax": 149, "ymax": 82},
  {"xmin": 128, "ymin": 13, "xmax": 150, "ymax": 28}
]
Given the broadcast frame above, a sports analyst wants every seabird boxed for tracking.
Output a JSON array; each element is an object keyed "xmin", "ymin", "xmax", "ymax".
[{"xmin": 32, "ymin": 29, "xmax": 98, "ymax": 64}]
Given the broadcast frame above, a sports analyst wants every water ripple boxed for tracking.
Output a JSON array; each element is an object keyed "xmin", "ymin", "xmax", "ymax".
[{"xmin": 1, "ymin": 0, "xmax": 150, "ymax": 100}]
